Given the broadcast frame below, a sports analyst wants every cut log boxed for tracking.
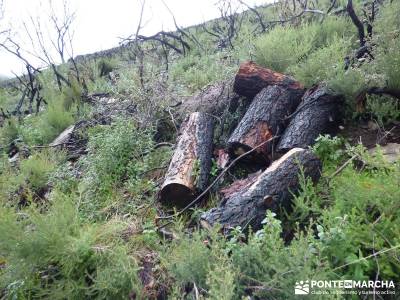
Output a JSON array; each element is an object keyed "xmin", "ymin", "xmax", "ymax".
[
  {"xmin": 159, "ymin": 112, "xmax": 214, "ymax": 207},
  {"xmin": 200, "ymin": 148, "xmax": 321, "ymax": 231},
  {"xmin": 277, "ymin": 85, "xmax": 344, "ymax": 152},
  {"xmin": 219, "ymin": 170, "xmax": 262, "ymax": 200},
  {"xmin": 233, "ymin": 61, "xmax": 303, "ymax": 99},
  {"xmin": 227, "ymin": 85, "xmax": 304, "ymax": 163}
]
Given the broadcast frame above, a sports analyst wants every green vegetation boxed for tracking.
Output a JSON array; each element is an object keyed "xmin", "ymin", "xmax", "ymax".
[{"xmin": 1, "ymin": 0, "xmax": 400, "ymax": 298}]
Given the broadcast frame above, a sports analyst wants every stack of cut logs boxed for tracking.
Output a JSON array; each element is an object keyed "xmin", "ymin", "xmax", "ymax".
[{"xmin": 159, "ymin": 61, "xmax": 344, "ymax": 231}]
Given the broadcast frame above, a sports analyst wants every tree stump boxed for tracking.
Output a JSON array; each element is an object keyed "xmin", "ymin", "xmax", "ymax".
[{"xmin": 159, "ymin": 112, "xmax": 214, "ymax": 207}]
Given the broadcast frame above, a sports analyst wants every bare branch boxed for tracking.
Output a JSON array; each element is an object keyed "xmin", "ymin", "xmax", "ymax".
[
  {"xmin": 238, "ymin": 0, "xmax": 267, "ymax": 33},
  {"xmin": 347, "ymin": 0, "xmax": 365, "ymax": 47}
]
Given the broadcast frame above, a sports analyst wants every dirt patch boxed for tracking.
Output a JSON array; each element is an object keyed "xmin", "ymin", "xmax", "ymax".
[{"xmin": 339, "ymin": 121, "xmax": 400, "ymax": 148}]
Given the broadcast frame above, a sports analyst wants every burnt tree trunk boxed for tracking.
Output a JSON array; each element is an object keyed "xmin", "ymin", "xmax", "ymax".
[
  {"xmin": 277, "ymin": 85, "xmax": 344, "ymax": 152},
  {"xmin": 233, "ymin": 61, "xmax": 303, "ymax": 99},
  {"xmin": 159, "ymin": 112, "xmax": 214, "ymax": 207},
  {"xmin": 200, "ymin": 148, "xmax": 321, "ymax": 231},
  {"xmin": 227, "ymin": 85, "xmax": 304, "ymax": 163}
]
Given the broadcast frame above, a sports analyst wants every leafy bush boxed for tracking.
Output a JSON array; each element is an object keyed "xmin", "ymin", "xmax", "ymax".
[
  {"xmin": 170, "ymin": 52, "xmax": 236, "ymax": 91},
  {"xmin": 0, "ymin": 150, "xmax": 64, "ymax": 204},
  {"xmin": 19, "ymin": 150, "xmax": 64, "ymax": 193},
  {"xmin": 0, "ymin": 196, "xmax": 142, "ymax": 299},
  {"xmin": 97, "ymin": 58, "xmax": 118, "ymax": 77},
  {"xmin": 17, "ymin": 100, "xmax": 74, "ymax": 145},
  {"xmin": 76, "ymin": 119, "xmax": 170, "ymax": 220},
  {"xmin": 367, "ymin": 94, "xmax": 400, "ymax": 126},
  {"xmin": 368, "ymin": 1, "xmax": 400, "ymax": 90},
  {"xmin": 311, "ymin": 134, "xmax": 346, "ymax": 164},
  {"xmin": 255, "ymin": 24, "xmax": 318, "ymax": 72},
  {"xmin": 0, "ymin": 117, "xmax": 19, "ymax": 146},
  {"xmin": 164, "ymin": 231, "xmax": 213, "ymax": 290},
  {"xmin": 255, "ymin": 18, "xmax": 353, "ymax": 73}
]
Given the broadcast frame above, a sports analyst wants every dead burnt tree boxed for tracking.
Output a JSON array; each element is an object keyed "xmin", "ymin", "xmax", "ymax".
[
  {"xmin": 200, "ymin": 148, "xmax": 321, "ymax": 231},
  {"xmin": 347, "ymin": 0, "xmax": 365, "ymax": 48},
  {"xmin": 227, "ymin": 85, "xmax": 304, "ymax": 164},
  {"xmin": 159, "ymin": 112, "xmax": 214, "ymax": 207},
  {"xmin": 277, "ymin": 85, "xmax": 344, "ymax": 152},
  {"xmin": 0, "ymin": 38, "xmax": 45, "ymax": 115},
  {"xmin": 345, "ymin": 0, "xmax": 382, "ymax": 62},
  {"xmin": 161, "ymin": 0, "xmax": 203, "ymax": 51},
  {"xmin": 238, "ymin": 0, "xmax": 269, "ymax": 33},
  {"xmin": 202, "ymin": 0, "xmax": 243, "ymax": 50},
  {"xmin": 233, "ymin": 61, "xmax": 304, "ymax": 99},
  {"xmin": 136, "ymin": 31, "xmax": 190, "ymax": 56},
  {"xmin": 25, "ymin": 14, "xmax": 74, "ymax": 91},
  {"xmin": 267, "ymin": 0, "xmax": 325, "ymax": 27}
]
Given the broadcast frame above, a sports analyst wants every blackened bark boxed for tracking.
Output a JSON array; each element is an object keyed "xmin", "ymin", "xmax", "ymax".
[
  {"xmin": 200, "ymin": 148, "xmax": 321, "ymax": 231},
  {"xmin": 277, "ymin": 85, "xmax": 344, "ymax": 152},
  {"xmin": 227, "ymin": 85, "xmax": 304, "ymax": 163}
]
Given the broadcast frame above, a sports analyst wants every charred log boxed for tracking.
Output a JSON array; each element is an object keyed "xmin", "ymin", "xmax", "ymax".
[
  {"xmin": 159, "ymin": 112, "xmax": 214, "ymax": 207},
  {"xmin": 277, "ymin": 85, "xmax": 344, "ymax": 152},
  {"xmin": 227, "ymin": 85, "xmax": 304, "ymax": 163},
  {"xmin": 233, "ymin": 61, "xmax": 303, "ymax": 99},
  {"xmin": 200, "ymin": 148, "xmax": 321, "ymax": 231}
]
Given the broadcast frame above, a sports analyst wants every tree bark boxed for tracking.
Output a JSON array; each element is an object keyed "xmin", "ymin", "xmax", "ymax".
[
  {"xmin": 227, "ymin": 85, "xmax": 304, "ymax": 163},
  {"xmin": 159, "ymin": 112, "xmax": 214, "ymax": 207},
  {"xmin": 200, "ymin": 148, "xmax": 321, "ymax": 231},
  {"xmin": 233, "ymin": 61, "xmax": 303, "ymax": 99},
  {"xmin": 277, "ymin": 85, "xmax": 344, "ymax": 152},
  {"xmin": 178, "ymin": 78, "xmax": 240, "ymax": 118}
]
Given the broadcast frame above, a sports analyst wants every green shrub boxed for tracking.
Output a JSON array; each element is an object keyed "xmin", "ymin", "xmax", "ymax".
[
  {"xmin": 0, "ymin": 150, "xmax": 64, "ymax": 203},
  {"xmin": 254, "ymin": 24, "xmax": 318, "ymax": 72},
  {"xmin": 17, "ymin": 102, "xmax": 74, "ymax": 145},
  {"xmin": 0, "ymin": 117, "xmax": 19, "ymax": 146},
  {"xmin": 19, "ymin": 150, "xmax": 64, "ymax": 193},
  {"xmin": 367, "ymin": 94, "xmax": 400, "ymax": 125},
  {"xmin": 322, "ymin": 166, "xmax": 400, "ymax": 280},
  {"xmin": 289, "ymin": 37, "xmax": 351, "ymax": 87},
  {"xmin": 0, "ymin": 196, "xmax": 142, "ymax": 299},
  {"xmin": 97, "ymin": 58, "xmax": 118, "ymax": 77},
  {"xmin": 368, "ymin": 1, "xmax": 400, "ymax": 91},
  {"xmin": 170, "ymin": 52, "xmax": 236, "ymax": 91},
  {"xmin": 76, "ymin": 119, "xmax": 170, "ymax": 220},
  {"xmin": 310, "ymin": 134, "xmax": 346, "ymax": 165},
  {"xmin": 254, "ymin": 18, "xmax": 353, "ymax": 73},
  {"xmin": 164, "ymin": 231, "xmax": 213, "ymax": 290}
]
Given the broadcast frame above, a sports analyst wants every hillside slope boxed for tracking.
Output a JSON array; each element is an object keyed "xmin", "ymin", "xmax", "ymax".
[{"xmin": 1, "ymin": 0, "xmax": 400, "ymax": 299}]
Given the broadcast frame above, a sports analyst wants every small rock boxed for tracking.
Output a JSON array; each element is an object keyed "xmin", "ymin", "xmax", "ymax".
[
  {"xmin": 368, "ymin": 143, "xmax": 400, "ymax": 163},
  {"xmin": 367, "ymin": 120, "xmax": 380, "ymax": 131}
]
